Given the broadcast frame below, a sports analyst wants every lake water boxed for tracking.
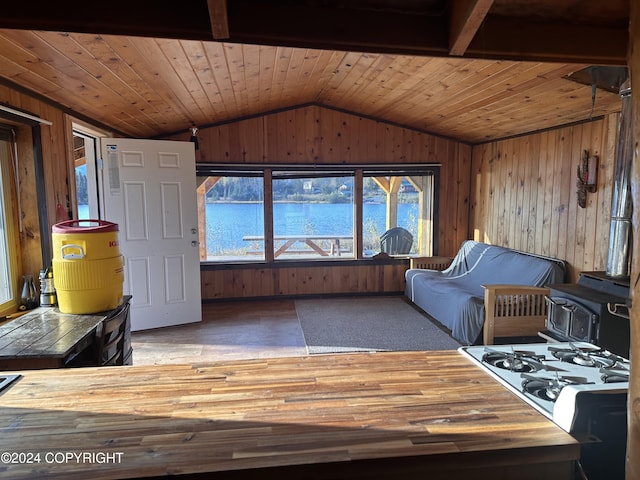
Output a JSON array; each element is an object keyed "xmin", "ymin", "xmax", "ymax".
[
  {"xmin": 206, "ymin": 202, "xmax": 417, "ymax": 255},
  {"xmin": 79, "ymin": 202, "xmax": 418, "ymax": 256}
]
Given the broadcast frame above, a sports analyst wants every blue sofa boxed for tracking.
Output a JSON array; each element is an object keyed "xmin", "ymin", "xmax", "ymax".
[{"xmin": 405, "ymin": 240, "xmax": 566, "ymax": 345}]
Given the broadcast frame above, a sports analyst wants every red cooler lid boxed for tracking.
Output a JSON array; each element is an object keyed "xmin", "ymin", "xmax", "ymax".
[{"xmin": 52, "ymin": 220, "xmax": 119, "ymax": 234}]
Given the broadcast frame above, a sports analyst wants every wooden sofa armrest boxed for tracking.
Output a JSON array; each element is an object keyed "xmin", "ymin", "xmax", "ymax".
[
  {"xmin": 410, "ymin": 256, "xmax": 453, "ymax": 271},
  {"xmin": 482, "ymin": 285, "xmax": 550, "ymax": 345}
]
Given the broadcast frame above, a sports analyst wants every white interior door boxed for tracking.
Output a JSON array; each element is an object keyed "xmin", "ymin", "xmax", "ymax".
[{"xmin": 100, "ymin": 138, "xmax": 201, "ymax": 331}]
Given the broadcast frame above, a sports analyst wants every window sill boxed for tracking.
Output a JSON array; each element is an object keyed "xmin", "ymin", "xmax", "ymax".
[{"xmin": 200, "ymin": 256, "xmax": 411, "ymax": 270}]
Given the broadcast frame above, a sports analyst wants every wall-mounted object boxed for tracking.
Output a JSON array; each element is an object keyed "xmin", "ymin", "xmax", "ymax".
[
  {"xmin": 190, "ymin": 127, "xmax": 199, "ymax": 150},
  {"xmin": 577, "ymin": 149, "xmax": 598, "ymax": 208}
]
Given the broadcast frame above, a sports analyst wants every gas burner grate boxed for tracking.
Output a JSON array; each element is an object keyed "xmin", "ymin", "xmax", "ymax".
[
  {"xmin": 482, "ymin": 348, "xmax": 546, "ymax": 373},
  {"xmin": 521, "ymin": 373, "xmax": 593, "ymax": 402},
  {"xmin": 600, "ymin": 367, "xmax": 629, "ymax": 383},
  {"xmin": 548, "ymin": 343, "xmax": 628, "ymax": 369}
]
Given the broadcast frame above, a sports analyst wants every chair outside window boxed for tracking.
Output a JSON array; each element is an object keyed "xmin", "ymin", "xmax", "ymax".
[{"xmin": 380, "ymin": 227, "xmax": 413, "ymax": 255}]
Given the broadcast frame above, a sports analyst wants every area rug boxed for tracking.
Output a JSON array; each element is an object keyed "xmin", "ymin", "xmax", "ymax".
[{"xmin": 295, "ymin": 296, "xmax": 462, "ymax": 354}]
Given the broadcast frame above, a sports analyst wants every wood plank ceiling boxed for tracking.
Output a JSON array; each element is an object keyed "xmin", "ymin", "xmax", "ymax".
[{"xmin": 0, "ymin": 0, "xmax": 630, "ymax": 144}]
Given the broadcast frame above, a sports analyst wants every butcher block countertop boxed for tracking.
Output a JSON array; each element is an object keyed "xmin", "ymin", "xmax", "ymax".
[{"xmin": 0, "ymin": 350, "xmax": 579, "ymax": 480}]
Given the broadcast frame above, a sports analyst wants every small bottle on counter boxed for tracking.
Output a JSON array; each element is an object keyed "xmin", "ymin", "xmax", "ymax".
[{"xmin": 39, "ymin": 267, "xmax": 57, "ymax": 307}]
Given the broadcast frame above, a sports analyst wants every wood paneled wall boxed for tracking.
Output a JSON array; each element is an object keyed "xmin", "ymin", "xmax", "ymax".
[
  {"xmin": 470, "ymin": 115, "xmax": 619, "ymax": 283},
  {"xmin": 166, "ymin": 105, "xmax": 472, "ymax": 300},
  {"xmin": 201, "ymin": 261, "xmax": 409, "ymax": 299},
  {"xmin": 0, "ymin": 84, "xmax": 72, "ymax": 279},
  {"xmin": 177, "ymin": 105, "xmax": 469, "ymax": 170}
]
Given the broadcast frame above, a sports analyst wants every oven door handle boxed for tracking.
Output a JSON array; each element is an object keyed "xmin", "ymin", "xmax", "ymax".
[
  {"xmin": 544, "ymin": 296, "xmax": 574, "ymax": 312},
  {"xmin": 544, "ymin": 295, "xmax": 567, "ymax": 306}
]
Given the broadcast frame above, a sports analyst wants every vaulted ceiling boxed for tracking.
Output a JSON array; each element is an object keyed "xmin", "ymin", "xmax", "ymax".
[{"xmin": 0, "ymin": 0, "xmax": 630, "ymax": 144}]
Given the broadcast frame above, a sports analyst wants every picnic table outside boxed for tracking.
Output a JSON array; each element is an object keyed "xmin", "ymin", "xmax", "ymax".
[{"xmin": 242, "ymin": 234, "xmax": 353, "ymax": 257}]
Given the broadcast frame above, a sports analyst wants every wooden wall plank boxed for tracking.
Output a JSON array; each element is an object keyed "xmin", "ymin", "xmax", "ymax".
[
  {"xmin": 596, "ymin": 113, "xmax": 618, "ymax": 269},
  {"xmin": 572, "ymin": 123, "xmax": 588, "ymax": 275},
  {"xmin": 494, "ymin": 139, "xmax": 508, "ymax": 245},
  {"xmin": 553, "ymin": 126, "xmax": 572, "ymax": 265},
  {"xmin": 506, "ymin": 138, "xmax": 517, "ymax": 247},
  {"xmin": 523, "ymin": 137, "xmax": 537, "ymax": 252},
  {"xmin": 582, "ymin": 121, "xmax": 599, "ymax": 272},
  {"xmin": 541, "ymin": 130, "xmax": 557, "ymax": 257},
  {"xmin": 525, "ymin": 135, "xmax": 541, "ymax": 253}
]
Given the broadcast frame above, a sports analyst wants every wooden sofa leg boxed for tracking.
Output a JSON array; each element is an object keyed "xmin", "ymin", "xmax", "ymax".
[{"xmin": 483, "ymin": 287, "xmax": 496, "ymax": 345}]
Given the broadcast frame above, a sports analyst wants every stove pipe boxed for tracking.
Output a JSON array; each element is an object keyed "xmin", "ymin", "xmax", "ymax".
[{"xmin": 606, "ymin": 80, "xmax": 633, "ymax": 278}]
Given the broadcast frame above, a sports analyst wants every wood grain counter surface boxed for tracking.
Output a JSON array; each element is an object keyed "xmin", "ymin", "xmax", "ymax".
[
  {"xmin": 0, "ymin": 307, "xmax": 106, "ymax": 369},
  {"xmin": 0, "ymin": 350, "xmax": 579, "ymax": 479}
]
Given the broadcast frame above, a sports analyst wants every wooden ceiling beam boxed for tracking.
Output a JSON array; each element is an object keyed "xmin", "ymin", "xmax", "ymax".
[
  {"xmin": 466, "ymin": 16, "xmax": 628, "ymax": 65},
  {"xmin": 208, "ymin": 0, "xmax": 230, "ymax": 40},
  {"xmin": 448, "ymin": 0, "xmax": 495, "ymax": 56},
  {"xmin": 0, "ymin": 1, "xmax": 214, "ymax": 41},
  {"xmin": 225, "ymin": 2, "xmax": 449, "ymax": 56}
]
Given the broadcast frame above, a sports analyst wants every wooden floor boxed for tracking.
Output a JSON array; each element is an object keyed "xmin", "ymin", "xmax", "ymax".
[{"xmin": 131, "ymin": 299, "xmax": 308, "ymax": 365}]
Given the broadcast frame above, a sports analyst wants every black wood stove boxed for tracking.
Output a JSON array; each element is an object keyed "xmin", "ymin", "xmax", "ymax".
[{"xmin": 542, "ymin": 271, "xmax": 630, "ymax": 358}]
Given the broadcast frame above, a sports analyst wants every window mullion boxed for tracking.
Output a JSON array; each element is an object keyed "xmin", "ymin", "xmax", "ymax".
[
  {"xmin": 263, "ymin": 169, "xmax": 274, "ymax": 262},
  {"xmin": 354, "ymin": 169, "xmax": 363, "ymax": 260}
]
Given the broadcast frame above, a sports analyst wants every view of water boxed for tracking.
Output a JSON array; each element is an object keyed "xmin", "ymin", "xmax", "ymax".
[
  {"xmin": 79, "ymin": 202, "xmax": 418, "ymax": 256},
  {"xmin": 206, "ymin": 202, "xmax": 417, "ymax": 255}
]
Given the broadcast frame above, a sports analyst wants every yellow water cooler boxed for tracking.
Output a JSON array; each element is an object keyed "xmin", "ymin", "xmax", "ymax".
[{"xmin": 52, "ymin": 219, "xmax": 124, "ymax": 314}]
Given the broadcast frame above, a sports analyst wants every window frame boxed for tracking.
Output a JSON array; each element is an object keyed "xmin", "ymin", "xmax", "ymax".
[
  {"xmin": 0, "ymin": 109, "xmax": 50, "ymax": 268},
  {"xmin": 72, "ymin": 128, "xmax": 102, "ymax": 221},
  {"xmin": 196, "ymin": 164, "xmax": 440, "ymax": 264},
  {"xmin": 0, "ymin": 128, "xmax": 19, "ymax": 315}
]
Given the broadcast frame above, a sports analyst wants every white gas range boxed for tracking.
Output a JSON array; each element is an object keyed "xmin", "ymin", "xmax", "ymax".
[{"xmin": 459, "ymin": 341, "xmax": 628, "ymax": 480}]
